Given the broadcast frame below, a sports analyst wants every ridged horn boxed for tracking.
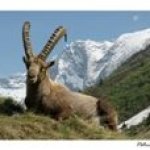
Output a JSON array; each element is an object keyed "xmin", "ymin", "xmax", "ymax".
[
  {"xmin": 22, "ymin": 21, "xmax": 34, "ymax": 59},
  {"xmin": 38, "ymin": 26, "xmax": 67, "ymax": 60}
]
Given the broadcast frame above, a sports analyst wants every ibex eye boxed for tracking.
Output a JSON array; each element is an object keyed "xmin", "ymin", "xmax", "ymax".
[{"xmin": 41, "ymin": 68, "xmax": 45, "ymax": 72}]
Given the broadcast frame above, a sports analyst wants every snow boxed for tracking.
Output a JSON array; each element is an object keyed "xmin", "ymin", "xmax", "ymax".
[
  {"xmin": 118, "ymin": 106, "xmax": 150, "ymax": 129},
  {"xmin": 0, "ymin": 73, "xmax": 26, "ymax": 102},
  {"xmin": 0, "ymin": 87, "xmax": 25, "ymax": 102},
  {"xmin": 102, "ymin": 29, "xmax": 150, "ymax": 78},
  {"xmin": 51, "ymin": 40, "xmax": 113, "ymax": 90}
]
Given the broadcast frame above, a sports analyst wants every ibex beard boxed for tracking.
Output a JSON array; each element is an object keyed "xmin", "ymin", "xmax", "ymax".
[{"xmin": 22, "ymin": 21, "xmax": 118, "ymax": 131}]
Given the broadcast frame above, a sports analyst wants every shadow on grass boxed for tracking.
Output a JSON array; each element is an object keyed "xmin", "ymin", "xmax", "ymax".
[{"xmin": 0, "ymin": 97, "xmax": 25, "ymax": 116}]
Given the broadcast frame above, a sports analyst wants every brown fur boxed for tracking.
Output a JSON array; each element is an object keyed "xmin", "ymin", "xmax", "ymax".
[
  {"xmin": 22, "ymin": 22, "xmax": 118, "ymax": 131},
  {"xmin": 97, "ymin": 97, "xmax": 118, "ymax": 131},
  {"xmin": 24, "ymin": 60, "xmax": 118, "ymax": 131}
]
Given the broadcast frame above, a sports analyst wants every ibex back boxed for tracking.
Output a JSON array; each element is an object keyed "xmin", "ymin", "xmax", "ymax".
[{"xmin": 22, "ymin": 21, "xmax": 118, "ymax": 131}]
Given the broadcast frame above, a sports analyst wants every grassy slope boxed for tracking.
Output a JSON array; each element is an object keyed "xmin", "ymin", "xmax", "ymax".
[
  {"xmin": 85, "ymin": 45, "xmax": 150, "ymax": 122},
  {"xmin": 1, "ymin": 97, "xmax": 149, "ymax": 139},
  {"xmin": 0, "ymin": 98, "xmax": 150, "ymax": 139},
  {"xmin": 0, "ymin": 97, "xmax": 125, "ymax": 139},
  {"xmin": 0, "ymin": 113, "xmax": 125, "ymax": 139}
]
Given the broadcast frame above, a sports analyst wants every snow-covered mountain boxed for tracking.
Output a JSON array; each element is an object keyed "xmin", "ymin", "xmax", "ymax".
[
  {"xmin": 1, "ymin": 28, "xmax": 150, "ymax": 98},
  {"xmin": 52, "ymin": 28, "xmax": 150, "ymax": 90},
  {"xmin": 51, "ymin": 40, "xmax": 113, "ymax": 90},
  {"xmin": 0, "ymin": 73, "xmax": 26, "ymax": 102}
]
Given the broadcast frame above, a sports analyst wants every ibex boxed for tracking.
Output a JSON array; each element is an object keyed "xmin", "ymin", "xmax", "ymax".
[{"xmin": 22, "ymin": 21, "xmax": 118, "ymax": 131}]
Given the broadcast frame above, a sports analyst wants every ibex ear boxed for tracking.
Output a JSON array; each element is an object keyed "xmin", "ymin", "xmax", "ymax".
[
  {"xmin": 22, "ymin": 56, "xmax": 29, "ymax": 68},
  {"xmin": 46, "ymin": 60, "xmax": 55, "ymax": 68}
]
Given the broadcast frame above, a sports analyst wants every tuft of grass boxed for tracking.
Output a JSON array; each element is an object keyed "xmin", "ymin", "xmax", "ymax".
[{"xmin": 0, "ymin": 97, "xmax": 25, "ymax": 116}]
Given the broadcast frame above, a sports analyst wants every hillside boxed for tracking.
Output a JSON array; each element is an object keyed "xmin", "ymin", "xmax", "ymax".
[
  {"xmin": 0, "ymin": 97, "xmax": 125, "ymax": 139},
  {"xmin": 85, "ymin": 44, "xmax": 150, "ymax": 123},
  {"xmin": 1, "ymin": 97, "xmax": 150, "ymax": 139}
]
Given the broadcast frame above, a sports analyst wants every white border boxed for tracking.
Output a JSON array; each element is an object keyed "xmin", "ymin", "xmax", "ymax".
[
  {"xmin": 0, "ymin": 141, "xmax": 147, "ymax": 150},
  {"xmin": 0, "ymin": 0, "xmax": 150, "ymax": 150},
  {"xmin": 0, "ymin": 0, "xmax": 150, "ymax": 10}
]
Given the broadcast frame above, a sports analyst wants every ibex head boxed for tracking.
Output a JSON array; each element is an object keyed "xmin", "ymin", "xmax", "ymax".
[{"xmin": 22, "ymin": 21, "xmax": 67, "ymax": 84}]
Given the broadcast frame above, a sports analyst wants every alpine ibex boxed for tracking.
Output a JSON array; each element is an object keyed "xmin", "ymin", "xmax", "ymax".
[{"xmin": 22, "ymin": 21, "xmax": 118, "ymax": 131}]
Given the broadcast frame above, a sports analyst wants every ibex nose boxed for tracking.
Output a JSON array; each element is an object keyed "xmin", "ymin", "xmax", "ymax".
[{"xmin": 28, "ymin": 70, "xmax": 36, "ymax": 78}]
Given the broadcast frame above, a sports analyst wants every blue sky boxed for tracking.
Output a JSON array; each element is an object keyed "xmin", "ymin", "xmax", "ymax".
[{"xmin": 1, "ymin": 11, "xmax": 150, "ymax": 77}]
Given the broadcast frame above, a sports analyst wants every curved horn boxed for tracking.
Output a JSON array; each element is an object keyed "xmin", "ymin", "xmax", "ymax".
[
  {"xmin": 22, "ymin": 21, "xmax": 34, "ymax": 59},
  {"xmin": 38, "ymin": 26, "xmax": 67, "ymax": 60}
]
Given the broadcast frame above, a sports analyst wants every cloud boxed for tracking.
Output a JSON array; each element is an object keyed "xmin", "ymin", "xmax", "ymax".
[{"xmin": 132, "ymin": 15, "xmax": 139, "ymax": 22}]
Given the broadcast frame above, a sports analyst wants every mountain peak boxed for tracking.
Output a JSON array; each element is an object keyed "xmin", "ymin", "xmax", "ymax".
[{"xmin": 52, "ymin": 28, "xmax": 150, "ymax": 90}]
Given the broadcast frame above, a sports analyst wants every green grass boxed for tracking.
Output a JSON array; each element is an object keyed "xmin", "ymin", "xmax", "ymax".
[
  {"xmin": 0, "ymin": 113, "xmax": 126, "ymax": 139},
  {"xmin": 0, "ymin": 97, "xmax": 125, "ymax": 139},
  {"xmin": 0, "ymin": 97, "xmax": 150, "ymax": 139}
]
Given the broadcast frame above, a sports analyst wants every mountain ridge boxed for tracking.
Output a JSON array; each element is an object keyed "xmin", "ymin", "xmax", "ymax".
[{"xmin": 52, "ymin": 28, "xmax": 150, "ymax": 90}]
